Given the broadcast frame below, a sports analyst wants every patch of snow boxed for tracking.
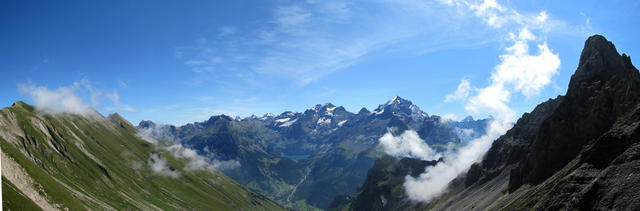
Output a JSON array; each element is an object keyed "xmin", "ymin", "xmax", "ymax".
[
  {"xmin": 280, "ymin": 118, "xmax": 298, "ymax": 127},
  {"xmin": 386, "ymin": 96, "xmax": 400, "ymax": 106},
  {"xmin": 275, "ymin": 118, "xmax": 290, "ymax": 123},
  {"xmin": 338, "ymin": 120, "xmax": 348, "ymax": 126},
  {"xmin": 373, "ymin": 109, "xmax": 385, "ymax": 115},
  {"xmin": 317, "ymin": 117, "xmax": 331, "ymax": 125},
  {"xmin": 325, "ymin": 106, "xmax": 337, "ymax": 116},
  {"xmin": 309, "ymin": 104, "xmax": 322, "ymax": 111}
]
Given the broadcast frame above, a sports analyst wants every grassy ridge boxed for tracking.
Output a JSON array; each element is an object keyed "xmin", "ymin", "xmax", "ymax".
[{"xmin": 0, "ymin": 101, "xmax": 283, "ymax": 210}]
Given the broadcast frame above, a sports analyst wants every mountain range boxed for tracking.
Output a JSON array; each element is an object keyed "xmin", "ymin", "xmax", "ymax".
[{"xmin": 137, "ymin": 96, "xmax": 489, "ymax": 209}]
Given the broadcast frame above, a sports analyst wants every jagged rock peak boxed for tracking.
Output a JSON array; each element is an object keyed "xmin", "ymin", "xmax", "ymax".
[
  {"xmin": 107, "ymin": 112, "xmax": 128, "ymax": 124},
  {"xmin": 375, "ymin": 96, "xmax": 427, "ymax": 118},
  {"xmin": 572, "ymin": 35, "xmax": 634, "ymax": 84},
  {"xmin": 11, "ymin": 101, "xmax": 27, "ymax": 107},
  {"xmin": 357, "ymin": 107, "xmax": 370, "ymax": 115},
  {"xmin": 138, "ymin": 120, "xmax": 157, "ymax": 129},
  {"xmin": 108, "ymin": 112, "xmax": 124, "ymax": 120},
  {"xmin": 279, "ymin": 111, "xmax": 296, "ymax": 117},
  {"xmin": 309, "ymin": 102, "xmax": 337, "ymax": 111},
  {"xmin": 384, "ymin": 96, "xmax": 411, "ymax": 106},
  {"xmin": 10, "ymin": 101, "xmax": 34, "ymax": 111},
  {"xmin": 324, "ymin": 102, "xmax": 336, "ymax": 107},
  {"xmin": 205, "ymin": 115, "xmax": 233, "ymax": 123}
]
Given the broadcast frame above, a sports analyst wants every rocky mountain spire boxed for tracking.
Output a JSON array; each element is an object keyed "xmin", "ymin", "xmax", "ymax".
[
  {"xmin": 570, "ymin": 35, "xmax": 636, "ymax": 88},
  {"xmin": 509, "ymin": 35, "xmax": 640, "ymax": 191}
]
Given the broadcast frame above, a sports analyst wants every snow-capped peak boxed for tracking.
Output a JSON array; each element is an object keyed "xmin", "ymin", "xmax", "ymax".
[
  {"xmin": 307, "ymin": 103, "xmax": 342, "ymax": 116},
  {"xmin": 384, "ymin": 95, "xmax": 412, "ymax": 106},
  {"xmin": 373, "ymin": 96, "xmax": 428, "ymax": 119},
  {"xmin": 309, "ymin": 104, "xmax": 322, "ymax": 111}
]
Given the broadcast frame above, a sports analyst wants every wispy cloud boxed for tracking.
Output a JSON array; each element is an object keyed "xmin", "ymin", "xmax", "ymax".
[
  {"xmin": 137, "ymin": 125, "xmax": 240, "ymax": 175},
  {"xmin": 148, "ymin": 153, "xmax": 181, "ymax": 178},
  {"xmin": 274, "ymin": 5, "xmax": 311, "ymax": 34},
  {"xmin": 405, "ymin": 119, "xmax": 511, "ymax": 202},
  {"xmin": 177, "ymin": 0, "xmax": 523, "ymax": 86},
  {"xmin": 445, "ymin": 79, "xmax": 471, "ymax": 102},
  {"xmin": 166, "ymin": 144, "xmax": 240, "ymax": 172},
  {"xmin": 18, "ymin": 79, "xmax": 135, "ymax": 116},
  {"xmin": 18, "ymin": 81, "xmax": 96, "ymax": 116}
]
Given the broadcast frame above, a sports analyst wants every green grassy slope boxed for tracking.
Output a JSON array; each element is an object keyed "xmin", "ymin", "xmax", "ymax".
[{"xmin": 0, "ymin": 101, "xmax": 283, "ymax": 210}]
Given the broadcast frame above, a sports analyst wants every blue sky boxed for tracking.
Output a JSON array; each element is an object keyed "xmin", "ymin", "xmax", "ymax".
[{"xmin": 1, "ymin": 0, "xmax": 639, "ymax": 125}]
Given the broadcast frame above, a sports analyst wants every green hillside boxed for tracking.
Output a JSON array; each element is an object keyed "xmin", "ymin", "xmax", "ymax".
[{"xmin": 0, "ymin": 101, "xmax": 283, "ymax": 210}]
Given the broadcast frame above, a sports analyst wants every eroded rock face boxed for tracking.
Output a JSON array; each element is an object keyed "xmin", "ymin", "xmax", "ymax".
[
  {"xmin": 509, "ymin": 35, "xmax": 640, "ymax": 191},
  {"xmin": 536, "ymin": 106, "xmax": 640, "ymax": 210},
  {"xmin": 464, "ymin": 96, "xmax": 563, "ymax": 187}
]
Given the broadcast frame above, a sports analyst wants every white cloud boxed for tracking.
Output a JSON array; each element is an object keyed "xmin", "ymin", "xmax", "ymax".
[
  {"xmin": 166, "ymin": 144, "xmax": 240, "ymax": 172},
  {"xmin": 19, "ymin": 79, "xmax": 135, "ymax": 116},
  {"xmin": 136, "ymin": 128, "xmax": 160, "ymax": 144},
  {"xmin": 465, "ymin": 28, "xmax": 560, "ymax": 121},
  {"xmin": 18, "ymin": 82, "xmax": 96, "ymax": 116},
  {"xmin": 495, "ymin": 33, "xmax": 560, "ymax": 98},
  {"xmin": 274, "ymin": 5, "xmax": 311, "ymax": 34},
  {"xmin": 536, "ymin": 11, "xmax": 548, "ymax": 23},
  {"xmin": 404, "ymin": 119, "xmax": 512, "ymax": 202},
  {"xmin": 441, "ymin": 113, "xmax": 458, "ymax": 122},
  {"xmin": 136, "ymin": 125, "xmax": 240, "ymax": 173},
  {"xmin": 106, "ymin": 91, "xmax": 120, "ymax": 105},
  {"xmin": 379, "ymin": 130, "xmax": 442, "ymax": 161},
  {"xmin": 445, "ymin": 79, "xmax": 471, "ymax": 102},
  {"xmin": 148, "ymin": 153, "xmax": 181, "ymax": 179}
]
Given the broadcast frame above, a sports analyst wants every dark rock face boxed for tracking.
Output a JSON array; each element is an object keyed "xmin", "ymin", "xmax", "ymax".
[
  {"xmin": 464, "ymin": 96, "xmax": 563, "ymax": 186},
  {"xmin": 504, "ymin": 103, "xmax": 640, "ymax": 210},
  {"xmin": 509, "ymin": 35, "xmax": 640, "ymax": 191},
  {"xmin": 137, "ymin": 120, "xmax": 156, "ymax": 129}
]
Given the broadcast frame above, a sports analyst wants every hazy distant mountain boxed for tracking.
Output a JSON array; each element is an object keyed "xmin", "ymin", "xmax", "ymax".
[
  {"xmin": 0, "ymin": 102, "xmax": 283, "ymax": 210},
  {"xmin": 138, "ymin": 96, "xmax": 488, "ymax": 209},
  {"xmin": 446, "ymin": 116, "xmax": 492, "ymax": 144},
  {"xmin": 334, "ymin": 35, "xmax": 640, "ymax": 210}
]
